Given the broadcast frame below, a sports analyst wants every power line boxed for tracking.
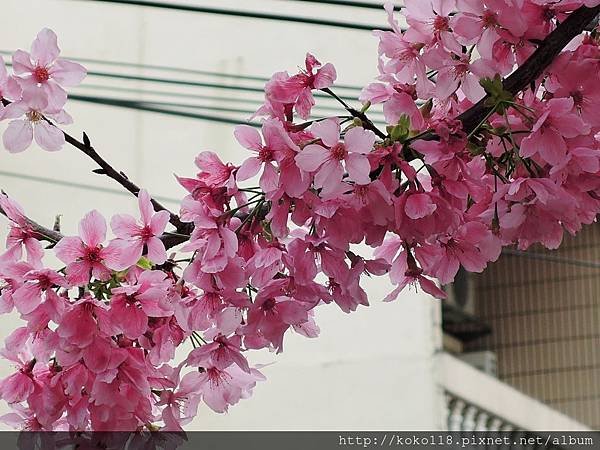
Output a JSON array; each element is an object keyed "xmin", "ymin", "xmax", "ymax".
[
  {"xmin": 281, "ymin": 0, "xmax": 401, "ymax": 10},
  {"xmin": 69, "ymin": 94, "xmax": 262, "ymax": 126},
  {"xmin": 0, "ymin": 50, "xmax": 364, "ymax": 92},
  {"xmin": 82, "ymin": 69, "xmax": 361, "ymax": 102},
  {"xmin": 76, "ymin": 83, "xmax": 384, "ymax": 116},
  {"xmin": 70, "ymin": 94, "xmax": 386, "ymax": 125},
  {"xmin": 82, "ymin": 0, "xmax": 393, "ymax": 31}
]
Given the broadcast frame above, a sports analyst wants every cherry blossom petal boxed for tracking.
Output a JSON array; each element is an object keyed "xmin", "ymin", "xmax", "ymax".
[
  {"xmin": 33, "ymin": 121, "xmax": 65, "ymax": 152},
  {"xmin": 49, "ymin": 59, "xmax": 87, "ymax": 86},
  {"xmin": 110, "ymin": 214, "xmax": 139, "ymax": 239},
  {"xmin": 344, "ymin": 127, "xmax": 376, "ymax": 155},
  {"xmin": 137, "ymin": 189, "xmax": 154, "ymax": 225},
  {"xmin": 295, "ymin": 144, "xmax": 329, "ymax": 172},
  {"xmin": 405, "ymin": 194, "xmax": 437, "ymax": 219},
  {"xmin": 234, "ymin": 125, "xmax": 262, "ymax": 151},
  {"xmin": 345, "ymin": 153, "xmax": 371, "ymax": 185},
  {"xmin": 78, "ymin": 210, "xmax": 107, "ymax": 248},
  {"xmin": 3, "ymin": 120, "xmax": 33, "ymax": 153},
  {"xmin": 236, "ymin": 157, "xmax": 262, "ymax": 181},
  {"xmin": 146, "ymin": 237, "xmax": 167, "ymax": 265},
  {"xmin": 310, "ymin": 118, "xmax": 340, "ymax": 148},
  {"xmin": 54, "ymin": 236, "xmax": 85, "ymax": 264},
  {"xmin": 30, "ymin": 28, "xmax": 60, "ymax": 67}
]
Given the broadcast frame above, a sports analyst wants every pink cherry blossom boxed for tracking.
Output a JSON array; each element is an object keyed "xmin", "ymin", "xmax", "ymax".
[
  {"xmin": 520, "ymin": 98, "xmax": 590, "ymax": 164},
  {"xmin": 0, "ymin": 56, "xmax": 22, "ymax": 103},
  {"xmin": 404, "ymin": 0, "xmax": 462, "ymax": 54},
  {"xmin": 109, "ymin": 270, "xmax": 173, "ymax": 339},
  {"xmin": 267, "ymin": 53, "xmax": 336, "ymax": 119},
  {"xmin": 110, "ymin": 189, "xmax": 170, "ymax": 268},
  {"xmin": 196, "ymin": 363, "xmax": 265, "ymax": 413},
  {"xmin": 12, "ymin": 28, "xmax": 86, "ymax": 112},
  {"xmin": 186, "ymin": 335, "xmax": 249, "ymax": 372},
  {"xmin": 382, "ymin": 247, "xmax": 447, "ymax": 301},
  {"xmin": 234, "ymin": 119, "xmax": 299, "ymax": 194},
  {"xmin": 11, "ymin": 269, "xmax": 67, "ymax": 315},
  {"xmin": 54, "ymin": 210, "xmax": 120, "ymax": 285},
  {"xmin": 2, "ymin": 87, "xmax": 69, "ymax": 153},
  {"xmin": 295, "ymin": 118, "xmax": 376, "ymax": 194},
  {"xmin": 0, "ymin": 194, "xmax": 44, "ymax": 266},
  {"xmin": 156, "ymin": 367, "xmax": 203, "ymax": 431}
]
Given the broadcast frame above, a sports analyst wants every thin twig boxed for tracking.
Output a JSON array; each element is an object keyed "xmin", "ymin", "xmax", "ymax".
[
  {"xmin": 0, "ymin": 199, "xmax": 63, "ymax": 244},
  {"xmin": 0, "ymin": 98, "xmax": 187, "ymax": 233},
  {"xmin": 67, "ymin": 131, "xmax": 186, "ymax": 232},
  {"xmin": 320, "ymin": 87, "xmax": 387, "ymax": 139}
]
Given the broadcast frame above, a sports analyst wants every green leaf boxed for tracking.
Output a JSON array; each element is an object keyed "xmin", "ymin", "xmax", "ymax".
[
  {"xmin": 480, "ymin": 74, "xmax": 513, "ymax": 111},
  {"xmin": 389, "ymin": 114, "xmax": 411, "ymax": 143},
  {"xmin": 136, "ymin": 257, "xmax": 153, "ymax": 270}
]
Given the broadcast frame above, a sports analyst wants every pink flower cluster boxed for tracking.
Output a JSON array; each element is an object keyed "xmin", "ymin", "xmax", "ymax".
[
  {"xmin": 2, "ymin": 0, "xmax": 600, "ymax": 430},
  {"xmin": 0, "ymin": 191, "xmax": 264, "ymax": 431}
]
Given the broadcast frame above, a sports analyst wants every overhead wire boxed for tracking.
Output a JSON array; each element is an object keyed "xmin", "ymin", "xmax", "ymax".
[{"xmin": 81, "ymin": 0, "xmax": 394, "ymax": 32}]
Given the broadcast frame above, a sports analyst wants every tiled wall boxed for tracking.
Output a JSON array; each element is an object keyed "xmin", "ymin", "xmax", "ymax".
[{"xmin": 467, "ymin": 224, "xmax": 600, "ymax": 428}]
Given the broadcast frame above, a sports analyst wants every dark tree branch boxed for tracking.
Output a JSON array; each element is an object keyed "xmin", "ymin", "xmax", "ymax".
[
  {"xmin": 161, "ymin": 233, "xmax": 190, "ymax": 250},
  {"xmin": 458, "ymin": 5, "xmax": 600, "ymax": 134},
  {"xmin": 0, "ymin": 195, "xmax": 186, "ymax": 251},
  {"xmin": 0, "ymin": 98, "xmax": 186, "ymax": 233},
  {"xmin": 66, "ymin": 131, "xmax": 187, "ymax": 232}
]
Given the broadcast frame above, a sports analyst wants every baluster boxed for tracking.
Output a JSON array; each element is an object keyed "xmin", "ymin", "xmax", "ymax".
[
  {"xmin": 448, "ymin": 398, "xmax": 466, "ymax": 431},
  {"xmin": 488, "ymin": 417, "xmax": 503, "ymax": 432},
  {"xmin": 475, "ymin": 411, "xmax": 489, "ymax": 431},
  {"xmin": 462, "ymin": 405, "xmax": 477, "ymax": 432}
]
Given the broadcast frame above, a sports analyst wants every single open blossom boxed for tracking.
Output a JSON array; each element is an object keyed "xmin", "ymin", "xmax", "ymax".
[
  {"xmin": 418, "ymin": 222, "xmax": 501, "ymax": 284},
  {"xmin": 245, "ymin": 281, "xmax": 309, "ymax": 353},
  {"xmin": 156, "ymin": 366, "xmax": 203, "ymax": 431},
  {"xmin": 109, "ymin": 270, "xmax": 173, "ymax": 339},
  {"xmin": 12, "ymin": 28, "xmax": 86, "ymax": 112},
  {"xmin": 109, "ymin": 189, "xmax": 170, "ymax": 268},
  {"xmin": 422, "ymin": 47, "xmax": 488, "ymax": 102},
  {"xmin": 194, "ymin": 151, "xmax": 236, "ymax": 190},
  {"xmin": 453, "ymin": 0, "xmax": 528, "ymax": 58},
  {"xmin": 196, "ymin": 363, "xmax": 265, "ymax": 413},
  {"xmin": 295, "ymin": 118, "xmax": 376, "ymax": 194},
  {"xmin": 381, "ymin": 248, "xmax": 447, "ymax": 301},
  {"xmin": 2, "ymin": 87, "xmax": 70, "ymax": 153},
  {"xmin": 403, "ymin": 0, "xmax": 462, "ymax": 54},
  {"xmin": 54, "ymin": 210, "xmax": 120, "ymax": 285},
  {"xmin": 0, "ymin": 331, "xmax": 36, "ymax": 405},
  {"xmin": 266, "ymin": 53, "xmax": 336, "ymax": 119},
  {"xmin": 186, "ymin": 335, "xmax": 249, "ymax": 372},
  {"xmin": 520, "ymin": 98, "xmax": 590, "ymax": 164},
  {"xmin": 11, "ymin": 269, "xmax": 67, "ymax": 315},
  {"xmin": 235, "ymin": 119, "xmax": 300, "ymax": 194},
  {"xmin": 0, "ymin": 194, "xmax": 44, "ymax": 266},
  {"xmin": 546, "ymin": 58, "xmax": 600, "ymax": 127}
]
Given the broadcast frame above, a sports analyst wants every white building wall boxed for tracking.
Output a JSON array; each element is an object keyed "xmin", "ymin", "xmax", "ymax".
[{"xmin": 0, "ymin": 0, "xmax": 444, "ymax": 430}]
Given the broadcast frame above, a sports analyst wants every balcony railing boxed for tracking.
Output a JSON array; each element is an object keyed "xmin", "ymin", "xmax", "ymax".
[{"xmin": 437, "ymin": 353, "xmax": 590, "ymax": 432}]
